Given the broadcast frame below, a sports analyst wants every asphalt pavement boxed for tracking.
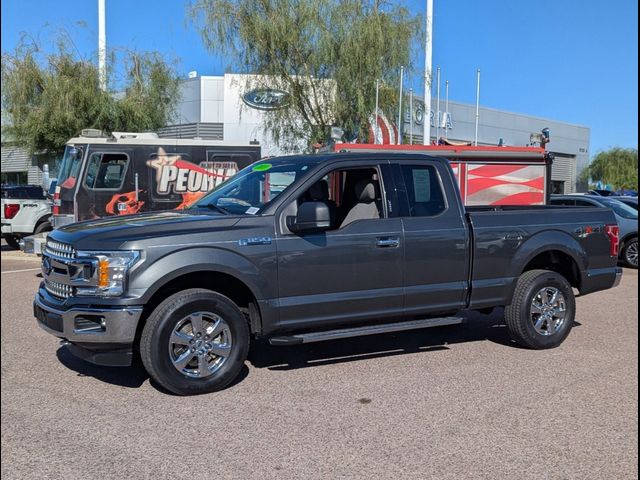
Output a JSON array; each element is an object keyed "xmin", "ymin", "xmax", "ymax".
[{"xmin": 1, "ymin": 246, "xmax": 638, "ymax": 479}]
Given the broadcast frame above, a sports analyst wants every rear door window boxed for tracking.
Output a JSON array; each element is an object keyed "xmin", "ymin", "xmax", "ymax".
[{"xmin": 399, "ymin": 164, "xmax": 447, "ymax": 217}]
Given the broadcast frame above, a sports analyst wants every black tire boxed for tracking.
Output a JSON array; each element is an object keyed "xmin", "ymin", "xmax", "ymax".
[
  {"xmin": 621, "ymin": 237, "xmax": 638, "ymax": 269},
  {"xmin": 504, "ymin": 269, "xmax": 576, "ymax": 349},
  {"xmin": 140, "ymin": 289, "xmax": 250, "ymax": 395},
  {"xmin": 3, "ymin": 235, "xmax": 20, "ymax": 249},
  {"xmin": 34, "ymin": 220, "xmax": 52, "ymax": 234}
]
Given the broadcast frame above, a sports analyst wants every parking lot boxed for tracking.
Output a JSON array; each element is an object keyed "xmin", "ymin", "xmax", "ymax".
[{"xmin": 1, "ymin": 246, "xmax": 637, "ymax": 479}]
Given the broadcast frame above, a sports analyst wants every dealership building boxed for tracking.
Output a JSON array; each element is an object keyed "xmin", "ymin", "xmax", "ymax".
[
  {"xmin": 1, "ymin": 73, "xmax": 590, "ymax": 193},
  {"xmin": 161, "ymin": 73, "xmax": 590, "ymax": 193}
]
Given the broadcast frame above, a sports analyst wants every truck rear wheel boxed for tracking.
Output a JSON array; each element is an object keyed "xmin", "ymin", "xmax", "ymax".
[
  {"xmin": 505, "ymin": 269, "xmax": 575, "ymax": 349},
  {"xmin": 140, "ymin": 288, "xmax": 250, "ymax": 395},
  {"xmin": 34, "ymin": 220, "xmax": 52, "ymax": 234}
]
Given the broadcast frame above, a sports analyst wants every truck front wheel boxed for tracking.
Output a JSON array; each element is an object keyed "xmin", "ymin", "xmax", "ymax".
[
  {"xmin": 140, "ymin": 288, "xmax": 250, "ymax": 395},
  {"xmin": 505, "ymin": 269, "xmax": 576, "ymax": 349}
]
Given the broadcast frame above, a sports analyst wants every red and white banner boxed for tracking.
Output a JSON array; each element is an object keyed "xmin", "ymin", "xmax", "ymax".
[
  {"xmin": 368, "ymin": 110, "xmax": 398, "ymax": 145},
  {"xmin": 464, "ymin": 163, "xmax": 546, "ymax": 205}
]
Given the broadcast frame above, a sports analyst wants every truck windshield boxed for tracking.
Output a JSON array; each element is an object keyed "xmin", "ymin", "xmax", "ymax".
[
  {"xmin": 191, "ymin": 159, "xmax": 315, "ymax": 215},
  {"xmin": 57, "ymin": 145, "xmax": 84, "ymax": 190}
]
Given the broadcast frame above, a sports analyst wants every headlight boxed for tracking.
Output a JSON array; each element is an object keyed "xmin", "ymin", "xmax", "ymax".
[{"xmin": 75, "ymin": 250, "xmax": 140, "ymax": 297}]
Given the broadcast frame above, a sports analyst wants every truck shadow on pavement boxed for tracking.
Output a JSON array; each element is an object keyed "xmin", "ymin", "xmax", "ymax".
[
  {"xmin": 56, "ymin": 347, "xmax": 149, "ymax": 388},
  {"xmin": 54, "ymin": 309, "xmax": 581, "ymax": 391},
  {"xmin": 248, "ymin": 309, "xmax": 536, "ymax": 371}
]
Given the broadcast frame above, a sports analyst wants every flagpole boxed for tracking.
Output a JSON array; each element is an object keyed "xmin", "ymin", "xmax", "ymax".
[
  {"xmin": 375, "ymin": 79, "xmax": 380, "ymax": 144},
  {"xmin": 398, "ymin": 66, "xmax": 404, "ymax": 144},
  {"xmin": 423, "ymin": 0, "xmax": 433, "ymax": 145},
  {"xmin": 474, "ymin": 69, "xmax": 480, "ymax": 146}
]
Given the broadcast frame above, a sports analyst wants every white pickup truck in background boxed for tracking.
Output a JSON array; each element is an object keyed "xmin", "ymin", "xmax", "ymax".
[{"xmin": 1, "ymin": 185, "xmax": 52, "ymax": 249}]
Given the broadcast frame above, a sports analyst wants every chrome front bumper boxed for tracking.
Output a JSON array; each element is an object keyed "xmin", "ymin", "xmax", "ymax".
[{"xmin": 34, "ymin": 291, "xmax": 143, "ymax": 345}]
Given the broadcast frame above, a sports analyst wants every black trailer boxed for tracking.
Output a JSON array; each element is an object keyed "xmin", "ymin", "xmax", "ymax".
[{"xmin": 52, "ymin": 130, "xmax": 261, "ymax": 227}]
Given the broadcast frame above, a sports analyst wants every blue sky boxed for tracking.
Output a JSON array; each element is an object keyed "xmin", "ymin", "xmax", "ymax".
[{"xmin": 2, "ymin": 0, "xmax": 637, "ymax": 155}]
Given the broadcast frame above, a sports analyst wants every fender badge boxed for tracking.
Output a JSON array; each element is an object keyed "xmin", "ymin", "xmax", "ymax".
[{"xmin": 238, "ymin": 237, "xmax": 272, "ymax": 246}]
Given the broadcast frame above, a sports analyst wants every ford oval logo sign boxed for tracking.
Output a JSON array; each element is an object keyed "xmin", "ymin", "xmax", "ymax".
[{"xmin": 242, "ymin": 89, "xmax": 290, "ymax": 110}]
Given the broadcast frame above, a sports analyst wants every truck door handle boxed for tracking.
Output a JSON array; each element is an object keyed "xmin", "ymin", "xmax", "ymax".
[{"xmin": 376, "ymin": 237, "xmax": 400, "ymax": 248}]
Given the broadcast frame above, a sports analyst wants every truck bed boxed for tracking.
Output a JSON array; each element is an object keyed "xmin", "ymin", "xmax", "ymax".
[{"xmin": 466, "ymin": 205, "xmax": 619, "ymax": 309}]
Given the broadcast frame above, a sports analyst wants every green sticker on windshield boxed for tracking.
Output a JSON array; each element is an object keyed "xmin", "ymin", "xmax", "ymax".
[{"xmin": 252, "ymin": 163, "xmax": 272, "ymax": 172}]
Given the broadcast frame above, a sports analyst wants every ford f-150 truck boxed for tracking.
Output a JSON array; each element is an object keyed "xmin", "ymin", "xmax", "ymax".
[
  {"xmin": 34, "ymin": 153, "xmax": 623, "ymax": 395},
  {"xmin": 1, "ymin": 185, "xmax": 52, "ymax": 249}
]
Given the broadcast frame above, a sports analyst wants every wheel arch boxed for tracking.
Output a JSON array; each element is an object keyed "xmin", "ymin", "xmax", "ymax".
[
  {"xmin": 34, "ymin": 213, "xmax": 52, "ymax": 231},
  {"xmin": 135, "ymin": 270, "xmax": 264, "ymax": 351},
  {"xmin": 510, "ymin": 230, "xmax": 587, "ymax": 293},
  {"xmin": 620, "ymin": 232, "xmax": 637, "ymax": 248},
  {"xmin": 520, "ymin": 249, "xmax": 582, "ymax": 291}
]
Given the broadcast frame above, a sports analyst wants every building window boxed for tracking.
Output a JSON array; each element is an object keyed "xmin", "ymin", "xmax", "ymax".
[
  {"xmin": 551, "ymin": 181, "xmax": 565, "ymax": 194},
  {"xmin": 1, "ymin": 171, "xmax": 28, "ymax": 185}
]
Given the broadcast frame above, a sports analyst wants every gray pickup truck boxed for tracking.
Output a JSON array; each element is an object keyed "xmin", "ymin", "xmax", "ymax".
[{"xmin": 34, "ymin": 153, "xmax": 623, "ymax": 395}]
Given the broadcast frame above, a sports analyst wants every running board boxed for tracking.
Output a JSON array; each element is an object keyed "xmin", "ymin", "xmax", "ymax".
[{"xmin": 268, "ymin": 316, "xmax": 465, "ymax": 346}]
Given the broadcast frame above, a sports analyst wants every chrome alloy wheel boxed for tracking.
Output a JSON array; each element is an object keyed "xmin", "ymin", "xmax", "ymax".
[
  {"xmin": 625, "ymin": 240, "xmax": 638, "ymax": 267},
  {"xmin": 168, "ymin": 312, "xmax": 232, "ymax": 378},
  {"xmin": 530, "ymin": 287, "xmax": 567, "ymax": 336}
]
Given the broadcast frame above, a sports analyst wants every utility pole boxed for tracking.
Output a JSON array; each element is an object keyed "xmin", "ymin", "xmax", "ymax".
[
  {"xmin": 98, "ymin": 0, "xmax": 107, "ymax": 91},
  {"xmin": 423, "ymin": 0, "xmax": 433, "ymax": 145}
]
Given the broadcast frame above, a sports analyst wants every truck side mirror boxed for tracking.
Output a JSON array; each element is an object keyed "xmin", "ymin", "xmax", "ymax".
[{"xmin": 288, "ymin": 201, "xmax": 331, "ymax": 233}]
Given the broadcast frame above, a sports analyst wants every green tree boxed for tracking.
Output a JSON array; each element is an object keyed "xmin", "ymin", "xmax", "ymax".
[
  {"xmin": 588, "ymin": 147, "xmax": 638, "ymax": 191},
  {"xmin": 189, "ymin": 0, "xmax": 421, "ymax": 151},
  {"xmin": 1, "ymin": 39, "xmax": 180, "ymax": 156}
]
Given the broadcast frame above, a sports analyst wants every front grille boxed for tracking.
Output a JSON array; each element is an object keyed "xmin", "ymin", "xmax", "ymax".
[
  {"xmin": 44, "ymin": 279, "xmax": 73, "ymax": 300},
  {"xmin": 44, "ymin": 240, "xmax": 76, "ymax": 260}
]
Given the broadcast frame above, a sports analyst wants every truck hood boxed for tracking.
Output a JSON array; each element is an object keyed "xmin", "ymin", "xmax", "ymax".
[{"xmin": 49, "ymin": 210, "xmax": 242, "ymax": 250}]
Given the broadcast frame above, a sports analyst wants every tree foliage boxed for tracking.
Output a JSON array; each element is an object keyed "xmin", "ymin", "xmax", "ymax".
[
  {"xmin": 587, "ymin": 147, "xmax": 638, "ymax": 191},
  {"xmin": 1, "ymin": 39, "xmax": 180, "ymax": 156},
  {"xmin": 189, "ymin": 0, "xmax": 421, "ymax": 151}
]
